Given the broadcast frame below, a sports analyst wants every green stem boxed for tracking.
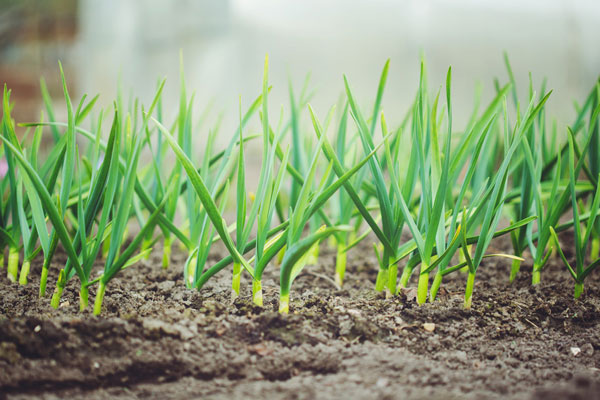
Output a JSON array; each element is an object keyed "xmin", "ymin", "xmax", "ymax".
[
  {"xmin": 387, "ymin": 262, "xmax": 398, "ymax": 297},
  {"xmin": 276, "ymin": 245, "xmax": 286, "ymax": 265},
  {"xmin": 574, "ymin": 282, "xmax": 584, "ymax": 299},
  {"xmin": 375, "ymin": 268, "xmax": 388, "ymax": 292},
  {"xmin": 232, "ymin": 262, "xmax": 241, "ymax": 298},
  {"xmin": 80, "ymin": 286, "xmax": 89, "ymax": 311},
  {"xmin": 591, "ymin": 237, "xmax": 600, "ymax": 261},
  {"xmin": 41, "ymin": 234, "xmax": 58, "ymax": 297},
  {"xmin": 7, "ymin": 246, "xmax": 19, "ymax": 282},
  {"xmin": 186, "ymin": 253, "xmax": 198, "ymax": 288},
  {"xmin": 464, "ymin": 270, "xmax": 476, "ymax": 309},
  {"xmin": 39, "ymin": 265, "xmax": 49, "ymax": 297},
  {"xmin": 162, "ymin": 236, "xmax": 172, "ymax": 269},
  {"xmin": 458, "ymin": 244, "xmax": 472, "ymax": 273},
  {"xmin": 51, "ymin": 285, "xmax": 64, "ymax": 309},
  {"xmin": 429, "ymin": 271, "xmax": 443, "ymax": 302},
  {"xmin": 121, "ymin": 225, "xmax": 129, "ymax": 244},
  {"xmin": 252, "ymin": 279, "xmax": 263, "ymax": 306},
  {"xmin": 279, "ymin": 291, "xmax": 290, "ymax": 314},
  {"xmin": 531, "ymin": 265, "xmax": 541, "ymax": 285},
  {"xmin": 306, "ymin": 241, "xmax": 319, "ymax": 265},
  {"xmin": 18, "ymin": 259, "xmax": 31, "ymax": 285},
  {"xmin": 509, "ymin": 258, "xmax": 521, "ymax": 283},
  {"xmin": 51, "ymin": 269, "xmax": 66, "ymax": 309},
  {"xmin": 0, "ymin": 249, "xmax": 4, "ymax": 269},
  {"xmin": 335, "ymin": 243, "xmax": 347, "ymax": 287},
  {"xmin": 178, "ymin": 239, "xmax": 188, "ymax": 252},
  {"xmin": 398, "ymin": 264, "xmax": 412, "ymax": 289},
  {"xmin": 327, "ymin": 235, "xmax": 337, "ymax": 250},
  {"xmin": 141, "ymin": 237, "xmax": 153, "ymax": 260},
  {"xmin": 93, "ymin": 281, "xmax": 106, "ymax": 316},
  {"xmin": 417, "ymin": 261, "xmax": 429, "ymax": 305},
  {"xmin": 102, "ymin": 231, "xmax": 111, "ymax": 259}
]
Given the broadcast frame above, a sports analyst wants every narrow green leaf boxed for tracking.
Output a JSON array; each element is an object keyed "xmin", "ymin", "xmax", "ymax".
[{"xmin": 151, "ymin": 116, "xmax": 253, "ymax": 277}]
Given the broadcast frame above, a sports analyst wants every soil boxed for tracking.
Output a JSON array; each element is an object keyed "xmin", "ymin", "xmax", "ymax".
[{"xmin": 1, "ymin": 231, "xmax": 600, "ymax": 400}]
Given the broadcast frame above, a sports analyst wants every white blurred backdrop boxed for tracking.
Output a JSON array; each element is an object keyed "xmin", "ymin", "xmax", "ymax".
[{"xmin": 75, "ymin": 0, "xmax": 600, "ymax": 145}]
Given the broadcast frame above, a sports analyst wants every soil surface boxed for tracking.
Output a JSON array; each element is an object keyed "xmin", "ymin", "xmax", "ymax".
[{"xmin": 1, "ymin": 232, "xmax": 600, "ymax": 399}]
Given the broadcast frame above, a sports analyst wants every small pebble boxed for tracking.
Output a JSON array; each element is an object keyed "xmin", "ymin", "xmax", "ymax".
[
  {"xmin": 423, "ymin": 322, "xmax": 436, "ymax": 332},
  {"xmin": 581, "ymin": 343, "xmax": 594, "ymax": 356},
  {"xmin": 158, "ymin": 281, "xmax": 175, "ymax": 291},
  {"xmin": 455, "ymin": 350, "xmax": 468, "ymax": 362},
  {"xmin": 348, "ymin": 309, "xmax": 362, "ymax": 317},
  {"xmin": 376, "ymin": 377, "xmax": 389, "ymax": 387},
  {"xmin": 570, "ymin": 347, "xmax": 581, "ymax": 356}
]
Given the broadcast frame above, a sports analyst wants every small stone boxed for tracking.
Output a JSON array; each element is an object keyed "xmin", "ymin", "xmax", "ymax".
[
  {"xmin": 347, "ymin": 309, "xmax": 362, "ymax": 317},
  {"xmin": 455, "ymin": 351, "xmax": 468, "ymax": 362},
  {"xmin": 93, "ymin": 362, "xmax": 100, "ymax": 369},
  {"xmin": 34, "ymin": 325, "xmax": 41, "ymax": 333},
  {"xmin": 339, "ymin": 318, "xmax": 353, "ymax": 337},
  {"xmin": 59, "ymin": 301, "xmax": 70, "ymax": 308},
  {"xmin": 376, "ymin": 377, "xmax": 389, "ymax": 387},
  {"xmin": 570, "ymin": 347, "xmax": 581, "ymax": 356},
  {"xmin": 172, "ymin": 292, "xmax": 184, "ymax": 301},
  {"xmin": 178, "ymin": 325, "xmax": 196, "ymax": 340},
  {"xmin": 215, "ymin": 326, "xmax": 226, "ymax": 336},
  {"xmin": 423, "ymin": 322, "xmax": 436, "ymax": 332},
  {"xmin": 249, "ymin": 343, "xmax": 272, "ymax": 356},
  {"xmin": 581, "ymin": 343, "xmax": 594, "ymax": 356},
  {"xmin": 158, "ymin": 281, "xmax": 175, "ymax": 292}
]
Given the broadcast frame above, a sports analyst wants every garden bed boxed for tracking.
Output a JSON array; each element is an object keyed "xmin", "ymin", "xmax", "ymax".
[{"xmin": 1, "ymin": 232, "xmax": 599, "ymax": 400}]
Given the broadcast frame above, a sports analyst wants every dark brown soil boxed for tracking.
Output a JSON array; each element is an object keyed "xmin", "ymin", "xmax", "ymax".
[{"xmin": 1, "ymin": 232, "xmax": 600, "ymax": 400}]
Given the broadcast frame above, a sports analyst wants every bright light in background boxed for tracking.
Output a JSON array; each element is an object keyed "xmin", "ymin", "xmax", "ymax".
[{"xmin": 72, "ymin": 0, "xmax": 600, "ymax": 146}]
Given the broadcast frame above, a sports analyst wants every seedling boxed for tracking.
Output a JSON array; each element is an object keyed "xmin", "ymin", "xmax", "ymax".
[{"xmin": 550, "ymin": 133, "xmax": 600, "ymax": 298}]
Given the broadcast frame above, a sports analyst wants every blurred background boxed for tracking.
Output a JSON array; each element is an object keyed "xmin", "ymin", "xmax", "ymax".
[{"xmin": 1, "ymin": 0, "xmax": 599, "ymax": 148}]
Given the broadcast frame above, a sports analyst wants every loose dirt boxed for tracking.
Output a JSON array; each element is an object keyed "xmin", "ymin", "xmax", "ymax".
[{"xmin": 1, "ymin": 232, "xmax": 599, "ymax": 399}]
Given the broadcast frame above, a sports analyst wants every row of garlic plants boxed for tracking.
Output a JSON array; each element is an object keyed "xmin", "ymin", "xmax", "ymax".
[{"xmin": 1, "ymin": 55, "xmax": 599, "ymax": 315}]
